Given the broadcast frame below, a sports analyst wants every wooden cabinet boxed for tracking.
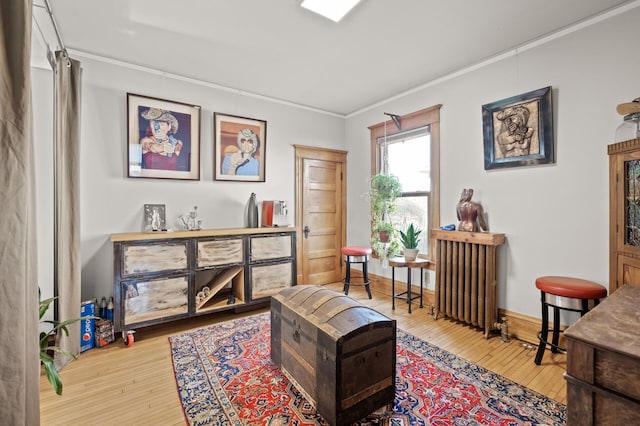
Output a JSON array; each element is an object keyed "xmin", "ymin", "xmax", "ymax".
[
  {"xmin": 564, "ymin": 285, "xmax": 640, "ymax": 424},
  {"xmin": 112, "ymin": 228, "xmax": 296, "ymax": 334},
  {"xmin": 608, "ymin": 138, "xmax": 640, "ymax": 294}
]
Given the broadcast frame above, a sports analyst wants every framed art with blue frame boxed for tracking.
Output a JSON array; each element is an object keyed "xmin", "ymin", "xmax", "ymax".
[
  {"xmin": 214, "ymin": 112, "xmax": 267, "ymax": 182},
  {"xmin": 482, "ymin": 86, "xmax": 554, "ymax": 170},
  {"xmin": 127, "ymin": 93, "xmax": 201, "ymax": 180}
]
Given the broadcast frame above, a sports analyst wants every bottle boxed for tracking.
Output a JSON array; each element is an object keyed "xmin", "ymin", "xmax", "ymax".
[
  {"xmin": 247, "ymin": 193, "xmax": 258, "ymax": 228},
  {"xmin": 106, "ymin": 297, "xmax": 114, "ymax": 321},
  {"xmin": 99, "ymin": 297, "xmax": 107, "ymax": 319}
]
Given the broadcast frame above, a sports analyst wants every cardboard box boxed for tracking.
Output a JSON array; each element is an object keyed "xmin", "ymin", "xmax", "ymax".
[{"xmin": 80, "ymin": 299, "xmax": 97, "ymax": 353}]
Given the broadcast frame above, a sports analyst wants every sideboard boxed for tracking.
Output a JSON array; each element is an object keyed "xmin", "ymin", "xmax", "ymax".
[{"xmin": 111, "ymin": 227, "xmax": 296, "ymax": 336}]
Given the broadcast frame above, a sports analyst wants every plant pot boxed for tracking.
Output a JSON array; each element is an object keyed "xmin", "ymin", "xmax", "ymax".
[
  {"xmin": 403, "ymin": 248, "xmax": 419, "ymax": 261},
  {"xmin": 378, "ymin": 230, "xmax": 390, "ymax": 243}
]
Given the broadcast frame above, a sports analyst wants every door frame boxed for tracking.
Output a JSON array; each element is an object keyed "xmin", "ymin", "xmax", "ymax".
[{"xmin": 294, "ymin": 145, "xmax": 347, "ymax": 284}]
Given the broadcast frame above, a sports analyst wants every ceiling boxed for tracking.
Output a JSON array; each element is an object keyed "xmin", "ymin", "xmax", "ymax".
[{"xmin": 35, "ymin": 0, "xmax": 634, "ymax": 116}]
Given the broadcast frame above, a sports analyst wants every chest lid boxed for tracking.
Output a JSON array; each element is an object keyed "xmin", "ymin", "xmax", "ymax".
[{"xmin": 274, "ymin": 285, "xmax": 394, "ymax": 341}]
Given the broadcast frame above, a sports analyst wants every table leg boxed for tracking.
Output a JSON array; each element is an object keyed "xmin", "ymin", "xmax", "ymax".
[
  {"xmin": 407, "ymin": 267, "xmax": 412, "ymax": 314},
  {"xmin": 391, "ymin": 266, "xmax": 396, "ymax": 310},
  {"xmin": 420, "ymin": 267, "xmax": 423, "ymax": 308}
]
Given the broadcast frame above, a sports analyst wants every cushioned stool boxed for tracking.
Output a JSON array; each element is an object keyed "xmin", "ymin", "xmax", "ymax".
[
  {"xmin": 534, "ymin": 276, "xmax": 607, "ymax": 365},
  {"xmin": 341, "ymin": 246, "xmax": 372, "ymax": 299}
]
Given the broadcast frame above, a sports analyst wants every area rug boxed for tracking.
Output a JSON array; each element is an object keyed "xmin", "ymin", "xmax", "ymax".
[{"xmin": 169, "ymin": 313, "xmax": 566, "ymax": 425}]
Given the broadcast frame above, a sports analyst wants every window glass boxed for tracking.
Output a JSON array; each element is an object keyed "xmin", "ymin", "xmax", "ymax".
[
  {"xmin": 386, "ymin": 134, "xmax": 430, "ymax": 192},
  {"xmin": 378, "ymin": 128, "xmax": 431, "ymax": 255}
]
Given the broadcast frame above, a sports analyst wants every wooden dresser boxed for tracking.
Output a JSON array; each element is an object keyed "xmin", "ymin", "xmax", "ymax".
[
  {"xmin": 111, "ymin": 227, "xmax": 296, "ymax": 335},
  {"xmin": 564, "ymin": 284, "xmax": 640, "ymax": 424}
]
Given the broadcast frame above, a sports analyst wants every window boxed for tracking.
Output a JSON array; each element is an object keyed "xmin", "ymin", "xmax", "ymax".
[
  {"xmin": 369, "ymin": 105, "xmax": 441, "ymax": 259},
  {"xmin": 379, "ymin": 128, "xmax": 430, "ymax": 254}
]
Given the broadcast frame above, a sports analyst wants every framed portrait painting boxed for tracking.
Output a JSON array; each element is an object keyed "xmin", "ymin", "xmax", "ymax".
[
  {"xmin": 127, "ymin": 93, "xmax": 201, "ymax": 180},
  {"xmin": 481, "ymin": 86, "xmax": 554, "ymax": 170},
  {"xmin": 214, "ymin": 113, "xmax": 266, "ymax": 182}
]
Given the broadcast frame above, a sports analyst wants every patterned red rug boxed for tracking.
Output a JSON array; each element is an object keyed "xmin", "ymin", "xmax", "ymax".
[{"xmin": 169, "ymin": 313, "xmax": 565, "ymax": 425}]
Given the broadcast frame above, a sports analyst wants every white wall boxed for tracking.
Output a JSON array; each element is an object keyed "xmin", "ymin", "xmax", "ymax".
[
  {"xmin": 345, "ymin": 7, "xmax": 640, "ymax": 319},
  {"xmin": 48, "ymin": 58, "xmax": 346, "ymax": 301},
  {"xmin": 31, "ymin": 6, "xmax": 640, "ymax": 319}
]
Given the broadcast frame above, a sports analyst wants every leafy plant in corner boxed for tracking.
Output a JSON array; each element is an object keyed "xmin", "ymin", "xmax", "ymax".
[
  {"xmin": 399, "ymin": 223, "xmax": 422, "ymax": 250},
  {"xmin": 40, "ymin": 290, "xmax": 97, "ymax": 395},
  {"xmin": 369, "ymin": 174, "xmax": 402, "ymax": 259}
]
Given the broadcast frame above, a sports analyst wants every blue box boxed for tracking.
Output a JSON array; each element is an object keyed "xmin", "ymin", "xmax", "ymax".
[{"xmin": 80, "ymin": 299, "xmax": 96, "ymax": 353}]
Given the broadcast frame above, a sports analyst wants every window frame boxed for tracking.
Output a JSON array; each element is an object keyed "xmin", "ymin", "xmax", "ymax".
[{"xmin": 369, "ymin": 105, "xmax": 441, "ymax": 260}]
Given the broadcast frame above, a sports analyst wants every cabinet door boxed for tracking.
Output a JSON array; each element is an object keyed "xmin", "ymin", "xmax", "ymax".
[
  {"xmin": 614, "ymin": 150, "xmax": 640, "ymax": 257},
  {"xmin": 250, "ymin": 233, "xmax": 293, "ymax": 262},
  {"xmin": 616, "ymin": 254, "xmax": 640, "ymax": 290},
  {"xmin": 197, "ymin": 237, "xmax": 244, "ymax": 268},
  {"xmin": 121, "ymin": 275, "xmax": 189, "ymax": 326},
  {"xmin": 122, "ymin": 241, "xmax": 188, "ymax": 276},
  {"xmin": 250, "ymin": 260, "xmax": 294, "ymax": 299}
]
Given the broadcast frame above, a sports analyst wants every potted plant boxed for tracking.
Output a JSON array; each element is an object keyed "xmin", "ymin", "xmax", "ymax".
[
  {"xmin": 399, "ymin": 223, "xmax": 422, "ymax": 261},
  {"xmin": 373, "ymin": 221, "xmax": 395, "ymax": 243},
  {"xmin": 40, "ymin": 290, "xmax": 96, "ymax": 395},
  {"xmin": 369, "ymin": 174, "xmax": 402, "ymax": 259}
]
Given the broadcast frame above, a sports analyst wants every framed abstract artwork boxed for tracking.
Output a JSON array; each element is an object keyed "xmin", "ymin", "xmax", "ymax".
[
  {"xmin": 482, "ymin": 86, "xmax": 554, "ymax": 170},
  {"xmin": 214, "ymin": 113, "xmax": 266, "ymax": 182},
  {"xmin": 127, "ymin": 93, "xmax": 201, "ymax": 180}
]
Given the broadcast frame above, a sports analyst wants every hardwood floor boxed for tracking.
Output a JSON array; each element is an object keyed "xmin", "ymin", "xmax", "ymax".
[{"xmin": 40, "ymin": 282, "xmax": 566, "ymax": 425}]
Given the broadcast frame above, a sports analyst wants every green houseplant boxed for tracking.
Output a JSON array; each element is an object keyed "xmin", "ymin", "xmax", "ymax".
[
  {"xmin": 399, "ymin": 223, "xmax": 422, "ymax": 261},
  {"xmin": 40, "ymin": 291, "xmax": 96, "ymax": 395},
  {"xmin": 369, "ymin": 174, "xmax": 402, "ymax": 260}
]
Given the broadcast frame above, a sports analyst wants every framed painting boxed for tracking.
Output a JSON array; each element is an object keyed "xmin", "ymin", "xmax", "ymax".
[
  {"xmin": 143, "ymin": 204, "xmax": 166, "ymax": 232},
  {"xmin": 482, "ymin": 86, "xmax": 554, "ymax": 170},
  {"xmin": 127, "ymin": 93, "xmax": 201, "ymax": 180},
  {"xmin": 214, "ymin": 113, "xmax": 266, "ymax": 182}
]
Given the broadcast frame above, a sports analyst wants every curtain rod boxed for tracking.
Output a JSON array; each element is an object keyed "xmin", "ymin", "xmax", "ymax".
[
  {"xmin": 36, "ymin": 0, "xmax": 70, "ymax": 67},
  {"xmin": 41, "ymin": 0, "xmax": 66, "ymax": 55}
]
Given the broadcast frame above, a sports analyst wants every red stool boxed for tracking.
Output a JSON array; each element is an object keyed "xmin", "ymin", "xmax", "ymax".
[
  {"xmin": 534, "ymin": 276, "xmax": 607, "ymax": 365},
  {"xmin": 341, "ymin": 246, "xmax": 372, "ymax": 299}
]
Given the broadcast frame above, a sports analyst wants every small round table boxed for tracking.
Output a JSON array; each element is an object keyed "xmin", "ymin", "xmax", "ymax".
[{"xmin": 389, "ymin": 257, "xmax": 430, "ymax": 313}]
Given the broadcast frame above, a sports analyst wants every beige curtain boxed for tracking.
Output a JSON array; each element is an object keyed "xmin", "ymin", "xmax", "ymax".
[
  {"xmin": 0, "ymin": 0, "xmax": 41, "ymax": 424},
  {"xmin": 53, "ymin": 50, "xmax": 83, "ymax": 369}
]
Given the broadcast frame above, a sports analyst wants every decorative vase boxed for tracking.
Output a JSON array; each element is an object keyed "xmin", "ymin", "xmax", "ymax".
[
  {"xmin": 403, "ymin": 248, "xmax": 419, "ymax": 261},
  {"xmin": 247, "ymin": 193, "xmax": 258, "ymax": 228}
]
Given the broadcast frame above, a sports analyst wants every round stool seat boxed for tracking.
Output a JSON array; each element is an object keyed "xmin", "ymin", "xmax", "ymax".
[
  {"xmin": 341, "ymin": 246, "xmax": 372, "ymax": 257},
  {"xmin": 536, "ymin": 276, "xmax": 607, "ymax": 299},
  {"xmin": 341, "ymin": 246, "xmax": 372, "ymax": 299}
]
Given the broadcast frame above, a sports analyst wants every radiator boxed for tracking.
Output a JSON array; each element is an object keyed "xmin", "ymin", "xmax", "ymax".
[{"xmin": 431, "ymin": 230, "xmax": 506, "ymax": 338}]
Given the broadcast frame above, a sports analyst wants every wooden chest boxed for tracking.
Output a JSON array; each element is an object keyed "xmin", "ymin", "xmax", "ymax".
[
  {"xmin": 271, "ymin": 285, "xmax": 396, "ymax": 426},
  {"xmin": 564, "ymin": 284, "xmax": 640, "ymax": 425}
]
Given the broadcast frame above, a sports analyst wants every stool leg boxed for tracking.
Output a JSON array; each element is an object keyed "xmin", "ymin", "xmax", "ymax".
[
  {"xmin": 551, "ymin": 306, "xmax": 561, "ymax": 353},
  {"xmin": 363, "ymin": 260, "xmax": 372, "ymax": 299},
  {"xmin": 344, "ymin": 260, "xmax": 351, "ymax": 295},
  {"xmin": 581, "ymin": 299, "xmax": 589, "ymax": 316},
  {"xmin": 535, "ymin": 292, "xmax": 549, "ymax": 365}
]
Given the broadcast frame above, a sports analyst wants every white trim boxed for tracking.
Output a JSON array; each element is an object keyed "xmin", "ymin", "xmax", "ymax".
[
  {"xmin": 32, "ymin": 0, "xmax": 640, "ymax": 118},
  {"xmin": 67, "ymin": 49, "xmax": 344, "ymax": 119},
  {"xmin": 347, "ymin": 0, "xmax": 640, "ymax": 118}
]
